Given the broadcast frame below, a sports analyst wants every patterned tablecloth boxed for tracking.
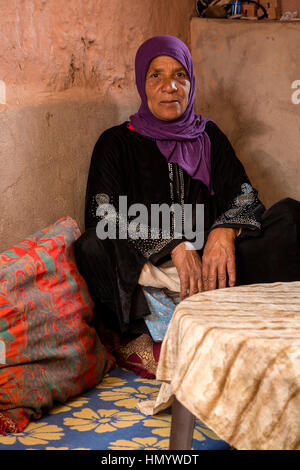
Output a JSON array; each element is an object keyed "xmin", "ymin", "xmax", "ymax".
[{"xmin": 139, "ymin": 281, "xmax": 300, "ymax": 450}]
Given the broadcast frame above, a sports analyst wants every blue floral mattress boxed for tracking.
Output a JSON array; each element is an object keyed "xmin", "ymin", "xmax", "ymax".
[{"xmin": 0, "ymin": 366, "xmax": 231, "ymax": 451}]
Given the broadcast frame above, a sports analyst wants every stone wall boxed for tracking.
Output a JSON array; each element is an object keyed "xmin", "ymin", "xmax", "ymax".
[
  {"xmin": 0, "ymin": 0, "xmax": 196, "ymax": 251},
  {"xmin": 191, "ymin": 17, "xmax": 300, "ymax": 208}
]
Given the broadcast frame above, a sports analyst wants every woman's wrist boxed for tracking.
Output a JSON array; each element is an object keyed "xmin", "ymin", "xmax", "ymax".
[
  {"xmin": 210, "ymin": 227, "xmax": 240, "ymax": 239},
  {"xmin": 171, "ymin": 241, "xmax": 186, "ymax": 256}
]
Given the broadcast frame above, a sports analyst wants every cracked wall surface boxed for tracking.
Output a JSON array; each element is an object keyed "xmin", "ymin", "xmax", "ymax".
[{"xmin": 0, "ymin": 0, "xmax": 196, "ymax": 251}]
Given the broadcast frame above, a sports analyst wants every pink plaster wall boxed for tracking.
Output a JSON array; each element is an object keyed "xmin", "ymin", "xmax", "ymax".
[
  {"xmin": 281, "ymin": 0, "xmax": 299, "ymax": 13},
  {"xmin": 0, "ymin": 0, "xmax": 196, "ymax": 251},
  {"xmin": 191, "ymin": 18, "xmax": 300, "ymax": 209},
  {"xmin": 1, "ymin": 0, "xmax": 195, "ymax": 104}
]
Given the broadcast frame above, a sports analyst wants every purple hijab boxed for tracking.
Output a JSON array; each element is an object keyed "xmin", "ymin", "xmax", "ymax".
[{"xmin": 130, "ymin": 35, "xmax": 213, "ymax": 194}]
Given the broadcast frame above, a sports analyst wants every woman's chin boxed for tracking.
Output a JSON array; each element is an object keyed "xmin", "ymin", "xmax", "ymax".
[{"xmin": 154, "ymin": 111, "xmax": 183, "ymax": 122}]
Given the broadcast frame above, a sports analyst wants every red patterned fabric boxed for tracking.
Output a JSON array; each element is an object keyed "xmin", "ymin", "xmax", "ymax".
[
  {"xmin": 114, "ymin": 333, "xmax": 162, "ymax": 379},
  {"xmin": 0, "ymin": 217, "xmax": 114, "ymax": 434}
]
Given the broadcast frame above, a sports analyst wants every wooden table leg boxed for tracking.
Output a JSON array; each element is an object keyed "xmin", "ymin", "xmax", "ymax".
[{"xmin": 169, "ymin": 396, "xmax": 195, "ymax": 450}]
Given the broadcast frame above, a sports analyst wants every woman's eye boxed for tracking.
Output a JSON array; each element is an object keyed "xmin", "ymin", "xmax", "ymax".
[{"xmin": 152, "ymin": 73, "xmax": 159, "ymax": 78}]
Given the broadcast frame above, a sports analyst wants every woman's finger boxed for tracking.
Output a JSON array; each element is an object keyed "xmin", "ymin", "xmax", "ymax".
[
  {"xmin": 207, "ymin": 263, "xmax": 217, "ymax": 291},
  {"xmin": 227, "ymin": 255, "xmax": 236, "ymax": 287},
  {"xmin": 217, "ymin": 264, "xmax": 227, "ymax": 289},
  {"xmin": 179, "ymin": 274, "xmax": 189, "ymax": 299},
  {"xmin": 202, "ymin": 259, "xmax": 209, "ymax": 291},
  {"xmin": 189, "ymin": 276, "xmax": 201, "ymax": 297},
  {"xmin": 217, "ymin": 258, "xmax": 227, "ymax": 289}
]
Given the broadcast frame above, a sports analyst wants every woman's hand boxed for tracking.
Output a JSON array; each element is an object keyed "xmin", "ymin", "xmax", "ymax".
[
  {"xmin": 201, "ymin": 227, "xmax": 238, "ymax": 291},
  {"xmin": 171, "ymin": 242, "xmax": 203, "ymax": 300}
]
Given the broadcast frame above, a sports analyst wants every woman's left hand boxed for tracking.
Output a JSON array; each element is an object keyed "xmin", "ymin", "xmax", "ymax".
[{"xmin": 201, "ymin": 227, "xmax": 238, "ymax": 291}]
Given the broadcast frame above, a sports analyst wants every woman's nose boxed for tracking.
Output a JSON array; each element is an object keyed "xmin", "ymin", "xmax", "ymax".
[{"xmin": 161, "ymin": 78, "xmax": 178, "ymax": 92}]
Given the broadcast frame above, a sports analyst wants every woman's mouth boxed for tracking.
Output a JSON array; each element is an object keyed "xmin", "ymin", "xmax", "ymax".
[{"xmin": 160, "ymin": 100, "xmax": 179, "ymax": 106}]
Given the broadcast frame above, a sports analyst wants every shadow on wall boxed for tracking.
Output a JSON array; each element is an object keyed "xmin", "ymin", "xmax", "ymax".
[
  {"xmin": 191, "ymin": 18, "xmax": 300, "ymax": 209},
  {"xmin": 197, "ymin": 77, "xmax": 276, "ymax": 207}
]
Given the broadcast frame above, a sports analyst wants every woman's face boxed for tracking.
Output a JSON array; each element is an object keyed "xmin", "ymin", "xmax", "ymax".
[{"xmin": 145, "ymin": 55, "xmax": 191, "ymax": 121}]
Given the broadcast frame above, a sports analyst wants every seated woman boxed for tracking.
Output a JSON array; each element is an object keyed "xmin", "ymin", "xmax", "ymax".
[{"xmin": 75, "ymin": 35, "xmax": 300, "ymax": 378}]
